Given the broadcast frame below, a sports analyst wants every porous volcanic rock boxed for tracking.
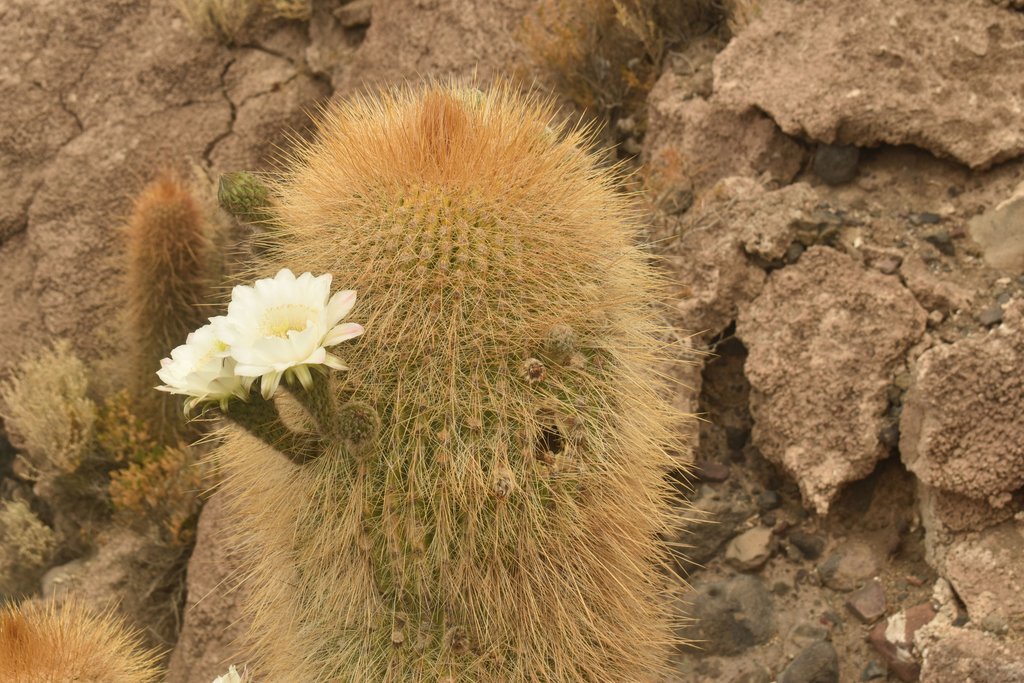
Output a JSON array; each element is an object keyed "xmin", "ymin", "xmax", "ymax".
[
  {"xmin": 644, "ymin": 70, "xmax": 805, "ymax": 196},
  {"xmin": 714, "ymin": 0, "xmax": 1024, "ymax": 169},
  {"xmin": 669, "ymin": 179, "xmax": 820, "ymax": 343},
  {"xmin": 919, "ymin": 627, "xmax": 1024, "ymax": 683},
  {"xmin": 901, "ymin": 300, "xmax": 1024, "ymax": 507},
  {"xmin": 737, "ymin": 247, "xmax": 927, "ymax": 513},
  {"xmin": 941, "ymin": 520, "xmax": 1024, "ymax": 631},
  {"xmin": 335, "ymin": 0, "xmax": 533, "ymax": 92},
  {"xmin": 166, "ymin": 491, "xmax": 251, "ymax": 683}
]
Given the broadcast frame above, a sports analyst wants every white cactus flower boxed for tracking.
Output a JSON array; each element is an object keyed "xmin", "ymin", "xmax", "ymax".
[
  {"xmin": 211, "ymin": 665, "xmax": 244, "ymax": 683},
  {"xmin": 221, "ymin": 268, "xmax": 364, "ymax": 399},
  {"xmin": 156, "ymin": 318, "xmax": 249, "ymax": 414}
]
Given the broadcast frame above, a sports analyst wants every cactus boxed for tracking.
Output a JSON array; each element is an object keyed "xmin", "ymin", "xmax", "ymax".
[
  {"xmin": 126, "ymin": 171, "xmax": 217, "ymax": 437},
  {"xmin": 218, "ymin": 171, "xmax": 273, "ymax": 224},
  {"xmin": 0, "ymin": 598, "xmax": 160, "ymax": 682},
  {"xmin": 217, "ymin": 82, "xmax": 687, "ymax": 681}
]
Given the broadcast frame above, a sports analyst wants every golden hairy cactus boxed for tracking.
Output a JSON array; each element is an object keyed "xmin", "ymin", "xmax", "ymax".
[
  {"xmin": 126, "ymin": 171, "xmax": 217, "ymax": 435},
  {"xmin": 218, "ymin": 81, "xmax": 688, "ymax": 681},
  {"xmin": 0, "ymin": 599, "xmax": 161, "ymax": 683}
]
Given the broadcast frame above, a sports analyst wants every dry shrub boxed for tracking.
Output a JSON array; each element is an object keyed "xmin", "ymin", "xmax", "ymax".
[
  {"xmin": 0, "ymin": 501, "xmax": 58, "ymax": 598},
  {"xmin": 522, "ymin": 0, "xmax": 728, "ymax": 118},
  {"xmin": 0, "ymin": 341, "xmax": 96, "ymax": 481},
  {"xmin": 176, "ymin": 0, "xmax": 311, "ymax": 43},
  {"xmin": 109, "ymin": 448, "xmax": 204, "ymax": 547}
]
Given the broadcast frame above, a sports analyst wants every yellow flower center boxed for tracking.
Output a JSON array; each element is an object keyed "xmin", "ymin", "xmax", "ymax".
[{"xmin": 260, "ymin": 304, "xmax": 317, "ymax": 338}]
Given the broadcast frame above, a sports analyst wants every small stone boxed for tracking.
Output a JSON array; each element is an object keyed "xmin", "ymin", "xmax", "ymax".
[
  {"xmin": 977, "ymin": 303, "xmax": 1005, "ymax": 326},
  {"xmin": 868, "ymin": 603, "xmax": 936, "ymax": 682},
  {"xmin": 813, "ymin": 144, "xmax": 859, "ymax": 186},
  {"xmin": 772, "ymin": 581, "xmax": 791, "ymax": 596},
  {"xmin": 980, "ymin": 613, "xmax": 1008, "ymax": 634},
  {"xmin": 662, "ymin": 188, "xmax": 694, "ymax": 215},
  {"xmin": 845, "ymin": 579, "xmax": 887, "ymax": 623},
  {"xmin": 860, "ymin": 661, "xmax": 885, "ymax": 680},
  {"xmin": 923, "ymin": 229, "xmax": 955, "ymax": 256},
  {"xmin": 786, "ymin": 242, "xmax": 806, "ymax": 264},
  {"xmin": 927, "ymin": 309, "xmax": 945, "ymax": 326},
  {"xmin": 726, "ymin": 526, "xmax": 776, "ymax": 571},
  {"xmin": 686, "ymin": 575, "xmax": 776, "ymax": 656},
  {"xmin": 914, "ymin": 213, "xmax": 943, "ymax": 226},
  {"xmin": 778, "ymin": 641, "xmax": 840, "ymax": 683},
  {"xmin": 696, "ymin": 461, "xmax": 730, "ymax": 482},
  {"xmin": 788, "ymin": 621, "xmax": 829, "ymax": 651},
  {"xmin": 789, "ymin": 530, "xmax": 827, "ymax": 560},
  {"xmin": 726, "ymin": 426, "xmax": 750, "ymax": 451},
  {"xmin": 756, "ymin": 489, "xmax": 781, "ymax": 511},
  {"xmin": 334, "ymin": 0, "xmax": 372, "ymax": 27},
  {"xmin": 818, "ymin": 541, "xmax": 881, "ymax": 592},
  {"xmin": 879, "ymin": 421, "xmax": 900, "ymax": 449},
  {"xmin": 761, "ymin": 512, "xmax": 777, "ymax": 527},
  {"xmin": 874, "ymin": 254, "xmax": 903, "ymax": 275}
]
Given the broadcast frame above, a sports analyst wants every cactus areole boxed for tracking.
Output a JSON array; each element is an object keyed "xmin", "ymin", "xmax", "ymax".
[{"xmin": 217, "ymin": 82, "xmax": 687, "ymax": 682}]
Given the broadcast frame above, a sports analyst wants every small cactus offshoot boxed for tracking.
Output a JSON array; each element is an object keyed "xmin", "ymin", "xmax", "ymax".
[
  {"xmin": 0, "ymin": 598, "xmax": 161, "ymax": 683},
  {"xmin": 218, "ymin": 171, "xmax": 273, "ymax": 223}
]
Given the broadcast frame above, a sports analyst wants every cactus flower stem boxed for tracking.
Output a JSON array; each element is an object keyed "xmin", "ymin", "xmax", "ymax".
[
  {"xmin": 223, "ymin": 391, "xmax": 325, "ymax": 465},
  {"xmin": 285, "ymin": 375, "xmax": 340, "ymax": 439}
]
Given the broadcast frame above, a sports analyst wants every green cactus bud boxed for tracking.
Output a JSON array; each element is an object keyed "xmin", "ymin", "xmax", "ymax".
[
  {"xmin": 335, "ymin": 401, "xmax": 380, "ymax": 454},
  {"xmin": 218, "ymin": 171, "xmax": 272, "ymax": 223}
]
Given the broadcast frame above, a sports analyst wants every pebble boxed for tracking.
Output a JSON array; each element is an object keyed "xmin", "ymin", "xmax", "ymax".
[
  {"xmin": 785, "ymin": 242, "xmax": 806, "ymax": 264},
  {"xmin": 726, "ymin": 426, "xmax": 750, "ymax": 451},
  {"xmin": 875, "ymin": 254, "xmax": 902, "ymax": 275},
  {"xmin": 778, "ymin": 641, "xmax": 840, "ymax": 683},
  {"xmin": 726, "ymin": 526, "xmax": 776, "ymax": 571},
  {"xmin": 860, "ymin": 661, "xmax": 886, "ymax": 680},
  {"xmin": 977, "ymin": 303, "xmax": 1005, "ymax": 326},
  {"xmin": 868, "ymin": 603, "xmax": 936, "ymax": 682},
  {"xmin": 923, "ymin": 229, "xmax": 955, "ymax": 256},
  {"xmin": 813, "ymin": 144, "xmax": 860, "ymax": 185},
  {"xmin": 756, "ymin": 489, "xmax": 781, "ymax": 512},
  {"xmin": 334, "ymin": 0, "xmax": 372, "ymax": 27},
  {"xmin": 696, "ymin": 461, "xmax": 731, "ymax": 482},
  {"xmin": 818, "ymin": 541, "xmax": 881, "ymax": 592},
  {"xmin": 687, "ymin": 576, "xmax": 776, "ymax": 656},
  {"xmin": 927, "ymin": 309, "xmax": 945, "ymax": 326},
  {"xmin": 913, "ymin": 212, "xmax": 943, "ymax": 226},
  {"xmin": 845, "ymin": 579, "xmax": 887, "ymax": 623},
  {"xmin": 789, "ymin": 530, "xmax": 827, "ymax": 560}
]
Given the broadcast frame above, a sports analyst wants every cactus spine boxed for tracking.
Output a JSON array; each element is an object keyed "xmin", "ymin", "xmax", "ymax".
[
  {"xmin": 218, "ymin": 82, "xmax": 686, "ymax": 681},
  {"xmin": 126, "ymin": 171, "xmax": 218, "ymax": 436},
  {"xmin": 0, "ymin": 599, "xmax": 160, "ymax": 682}
]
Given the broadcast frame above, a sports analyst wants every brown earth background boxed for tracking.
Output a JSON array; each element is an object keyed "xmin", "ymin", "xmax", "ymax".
[{"xmin": 2, "ymin": 0, "xmax": 1024, "ymax": 682}]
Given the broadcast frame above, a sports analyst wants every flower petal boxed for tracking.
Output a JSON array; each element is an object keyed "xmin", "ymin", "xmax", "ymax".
[
  {"xmin": 324, "ymin": 323, "xmax": 364, "ymax": 346},
  {"xmin": 325, "ymin": 290, "xmax": 357, "ymax": 325},
  {"xmin": 260, "ymin": 371, "xmax": 283, "ymax": 399}
]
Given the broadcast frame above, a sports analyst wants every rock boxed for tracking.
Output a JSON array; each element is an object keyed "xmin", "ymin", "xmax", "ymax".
[
  {"xmin": 812, "ymin": 144, "xmax": 859, "ymax": 186},
  {"xmin": 900, "ymin": 301, "xmax": 1024, "ymax": 506},
  {"xmin": 725, "ymin": 526, "xmax": 776, "ymax": 571},
  {"xmin": 923, "ymin": 230, "xmax": 954, "ymax": 257},
  {"xmin": 918, "ymin": 483, "xmax": 1016, "ymax": 538},
  {"xmin": 977, "ymin": 303, "xmax": 1005, "ymax": 326},
  {"xmin": 899, "ymin": 252, "xmax": 973, "ymax": 314},
  {"xmin": 684, "ymin": 485, "xmax": 758, "ymax": 565},
  {"xmin": 737, "ymin": 247, "xmax": 927, "ymax": 513},
  {"xmin": 861, "ymin": 661, "xmax": 886, "ymax": 680},
  {"xmin": 42, "ymin": 528, "xmax": 148, "ymax": 611},
  {"xmin": 846, "ymin": 579, "xmax": 887, "ymax": 623},
  {"xmin": 789, "ymin": 531, "xmax": 827, "ymax": 561},
  {"xmin": 786, "ymin": 621, "xmax": 830, "ymax": 658},
  {"xmin": 756, "ymin": 490, "xmax": 780, "ymax": 512},
  {"xmin": 166, "ymin": 491, "xmax": 251, "ymax": 683},
  {"xmin": 335, "ymin": 0, "xmax": 532, "ymax": 92},
  {"xmin": 685, "ymin": 575, "xmax": 776, "ymax": 656},
  {"xmin": 778, "ymin": 641, "xmax": 839, "ymax": 683},
  {"xmin": 818, "ymin": 541, "xmax": 882, "ymax": 592},
  {"xmin": 868, "ymin": 603, "xmax": 937, "ymax": 682},
  {"xmin": 644, "ymin": 73, "xmax": 805, "ymax": 196},
  {"xmin": 696, "ymin": 461, "xmax": 731, "ymax": 482},
  {"xmin": 732, "ymin": 667, "xmax": 773, "ymax": 683},
  {"xmin": 919, "ymin": 627, "xmax": 1024, "ymax": 683},
  {"xmin": 670, "ymin": 180, "xmax": 824, "ymax": 343},
  {"xmin": 714, "ymin": 0, "xmax": 1024, "ymax": 169},
  {"xmin": 968, "ymin": 186, "xmax": 1024, "ymax": 274},
  {"xmin": 335, "ymin": 0, "xmax": 372, "ymax": 27},
  {"xmin": 0, "ymin": 0, "xmax": 235, "ymax": 378},
  {"xmin": 941, "ymin": 520, "xmax": 1024, "ymax": 630}
]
